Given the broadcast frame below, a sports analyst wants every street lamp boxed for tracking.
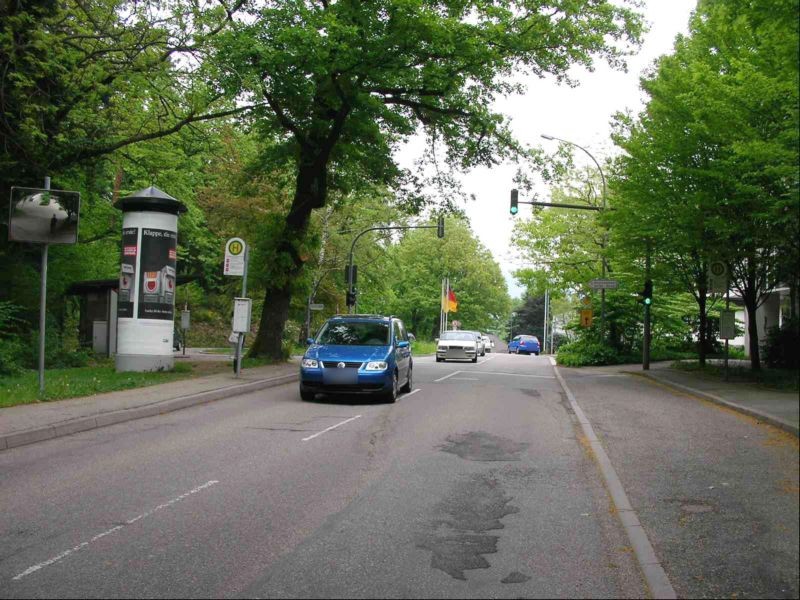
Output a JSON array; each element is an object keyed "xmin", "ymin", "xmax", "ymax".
[{"xmin": 541, "ymin": 134, "xmax": 609, "ymax": 337}]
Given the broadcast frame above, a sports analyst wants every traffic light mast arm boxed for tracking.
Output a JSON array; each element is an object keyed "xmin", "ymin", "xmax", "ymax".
[{"xmin": 347, "ymin": 219, "xmax": 445, "ymax": 312}]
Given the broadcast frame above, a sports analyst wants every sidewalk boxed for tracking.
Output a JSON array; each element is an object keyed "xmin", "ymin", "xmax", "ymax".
[
  {"xmin": 619, "ymin": 362, "xmax": 799, "ymax": 436},
  {"xmin": 0, "ymin": 360, "xmax": 299, "ymax": 451}
]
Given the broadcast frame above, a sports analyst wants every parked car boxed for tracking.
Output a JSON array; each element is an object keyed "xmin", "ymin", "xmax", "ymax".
[
  {"xmin": 508, "ymin": 335, "xmax": 521, "ymax": 353},
  {"xmin": 436, "ymin": 330, "xmax": 479, "ymax": 363},
  {"xmin": 517, "ymin": 335, "xmax": 541, "ymax": 355},
  {"xmin": 481, "ymin": 335, "xmax": 494, "ymax": 353},
  {"xmin": 299, "ymin": 314, "xmax": 413, "ymax": 403}
]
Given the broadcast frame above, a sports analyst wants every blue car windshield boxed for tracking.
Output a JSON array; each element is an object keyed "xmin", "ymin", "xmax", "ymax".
[{"xmin": 317, "ymin": 321, "xmax": 390, "ymax": 346}]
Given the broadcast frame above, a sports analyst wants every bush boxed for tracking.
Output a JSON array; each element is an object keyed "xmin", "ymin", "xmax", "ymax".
[
  {"xmin": 556, "ymin": 339, "xmax": 629, "ymax": 367},
  {"xmin": 0, "ymin": 337, "xmax": 26, "ymax": 377},
  {"xmin": 763, "ymin": 318, "xmax": 799, "ymax": 369}
]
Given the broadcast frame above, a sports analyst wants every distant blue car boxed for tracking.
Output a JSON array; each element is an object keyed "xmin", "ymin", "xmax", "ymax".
[
  {"xmin": 299, "ymin": 314, "xmax": 413, "ymax": 403},
  {"xmin": 508, "ymin": 335, "xmax": 540, "ymax": 355}
]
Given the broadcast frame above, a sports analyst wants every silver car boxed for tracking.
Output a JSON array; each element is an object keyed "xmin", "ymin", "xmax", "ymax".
[{"xmin": 436, "ymin": 331, "xmax": 479, "ymax": 362}]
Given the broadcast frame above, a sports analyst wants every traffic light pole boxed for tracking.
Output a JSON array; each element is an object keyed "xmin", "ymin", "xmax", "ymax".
[{"xmin": 347, "ymin": 218, "xmax": 444, "ymax": 313}]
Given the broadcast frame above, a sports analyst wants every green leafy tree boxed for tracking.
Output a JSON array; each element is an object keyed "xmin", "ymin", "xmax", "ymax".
[
  {"xmin": 368, "ymin": 218, "xmax": 510, "ymax": 339},
  {"xmin": 214, "ymin": 0, "xmax": 644, "ymax": 358},
  {"xmin": 611, "ymin": 0, "xmax": 799, "ymax": 369}
]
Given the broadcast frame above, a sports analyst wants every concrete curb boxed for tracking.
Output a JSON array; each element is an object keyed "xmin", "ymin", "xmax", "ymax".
[
  {"xmin": 550, "ymin": 359, "xmax": 677, "ymax": 599},
  {"xmin": 0, "ymin": 372, "xmax": 299, "ymax": 452},
  {"xmin": 633, "ymin": 372, "xmax": 799, "ymax": 438}
]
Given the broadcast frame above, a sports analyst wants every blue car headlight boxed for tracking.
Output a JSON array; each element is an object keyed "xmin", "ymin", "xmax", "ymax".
[
  {"xmin": 302, "ymin": 358, "xmax": 319, "ymax": 368},
  {"xmin": 365, "ymin": 361, "xmax": 388, "ymax": 371}
]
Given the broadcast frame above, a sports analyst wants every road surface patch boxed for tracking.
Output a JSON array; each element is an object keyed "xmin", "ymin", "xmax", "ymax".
[
  {"xmin": 416, "ymin": 472, "xmax": 519, "ymax": 580},
  {"xmin": 439, "ymin": 431, "xmax": 528, "ymax": 462},
  {"xmin": 11, "ymin": 480, "xmax": 219, "ymax": 582},
  {"xmin": 501, "ymin": 571, "xmax": 532, "ymax": 584}
]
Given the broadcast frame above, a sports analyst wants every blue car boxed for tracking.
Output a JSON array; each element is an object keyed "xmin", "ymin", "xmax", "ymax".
[
  {"xmin": 518, "ymin": 335, "xmax": 541, "ymax": 355},
  {"xmin": 300, "ymin": 314, "xmax": 413, "ymax": 403}
]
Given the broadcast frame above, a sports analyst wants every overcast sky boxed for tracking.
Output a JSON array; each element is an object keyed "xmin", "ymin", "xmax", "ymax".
[{"xmin": 397, "ymin": 0, "xmax": 698, "ymax": 299}]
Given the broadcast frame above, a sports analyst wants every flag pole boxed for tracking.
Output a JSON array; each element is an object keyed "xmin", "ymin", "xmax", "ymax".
[
  {"xmin": 444, "ymin": 276, "xmax": 449, "ymax": 331},
  {"xmin": 440, "ymin": 277, "xmax": 445, "ymax": 334}
]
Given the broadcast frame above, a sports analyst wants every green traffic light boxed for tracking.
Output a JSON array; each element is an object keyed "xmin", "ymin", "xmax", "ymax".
[
  {"xmin": 510, "ymin": 206, "xmax": 518, "ymax": 215},
  {"xmin": 644, "ymin": 298, "xmax": 652, "ymax": 305}
]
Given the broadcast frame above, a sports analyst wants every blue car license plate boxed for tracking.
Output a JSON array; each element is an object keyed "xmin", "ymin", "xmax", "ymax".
[{"xmin": 323, "ymin": 369, "xmax": 358, "ymax": 385}]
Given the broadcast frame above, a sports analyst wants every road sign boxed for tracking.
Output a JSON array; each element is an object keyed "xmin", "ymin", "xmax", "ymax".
[
  {"xmin": 224, "ymin": 237, "xmax": 246, "ymax": 276},
  {"xmin": 581, "ymin": 296, "xmax": 592, "ymax": 306},
  {"xmin": 232, "ymin": 297, "xmax": 252, "ymax": 333},
  {"xmin": 720, "ymin": 310, "xmax": 736, "ymax": 339},
  {"xmin": 708, "ymin": 261, "xmax": 728, "ymax": 293},
  {"xmin": 309, "ymin": 303, "xmax": 324, "ymax": 311},
  {"xmin": 589, "ymin": 278, "xmax": 619, "ymax": 290},
  {"xmin": 580, "ymin": 309, "xmax": 593, "ymax": 327}
]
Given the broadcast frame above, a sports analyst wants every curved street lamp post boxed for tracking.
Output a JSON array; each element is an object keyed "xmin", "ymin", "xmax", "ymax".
[{"xmin": 541, "ymin": 134, "xmax": 609, "ymax": 338}]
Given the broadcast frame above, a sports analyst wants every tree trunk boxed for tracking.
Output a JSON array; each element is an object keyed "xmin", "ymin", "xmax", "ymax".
[
  {"xmin": 697, "ymin": 292, "xmax": 707, "ymax": 367},
  {"xmin": 743, "ymin": 289, "xmax": 761, "ymax": 371},
  {"xmin": 247, "ymin": 156, "xmax": 329, "ymax": 360},
  {"xmin": 250, "ymin": 279, "xmax": 293, "ymax": 360}
]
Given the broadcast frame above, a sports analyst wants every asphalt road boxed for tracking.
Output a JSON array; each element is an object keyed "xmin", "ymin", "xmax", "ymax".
[{"xmin": 0, "ymin": 353, "xmax": 797, "ymax": 598}]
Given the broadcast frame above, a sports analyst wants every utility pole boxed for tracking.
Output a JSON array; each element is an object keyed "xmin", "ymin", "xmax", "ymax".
[
  {"xmin": 643, "ymin": 244, "xmax": 652, "ymax": 371},
  {"xmin": 543, "ymin": 289, "xmax": 549, "ymax": 354}
]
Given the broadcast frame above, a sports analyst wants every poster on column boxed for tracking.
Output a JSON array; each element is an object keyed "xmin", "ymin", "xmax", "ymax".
[
  {"xmin": 118, "ymin": 227, "xmax": 138, "ymax": 318},
  {"xmin": 137, "ymin": 228, "xmax": 177, "ymax": 320}
]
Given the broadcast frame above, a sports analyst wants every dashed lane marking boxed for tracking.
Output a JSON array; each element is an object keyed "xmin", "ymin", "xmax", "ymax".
[
  {"xmin": 11, "ymin": 480, "xmax": 219, "ymax": 582},
  {"xmin": 434, "ymin": 371, "xmax": 462, "ymax": 383},
  {"xmin": 301, "ymin": 415, "xmax": 362, "ymax": 442}
]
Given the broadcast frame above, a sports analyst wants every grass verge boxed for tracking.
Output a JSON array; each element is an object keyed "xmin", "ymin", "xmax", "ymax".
[
  {"xmin": 0, "ymin": 356, "xmax": 286, "ymax": 408},
  {"xmin": 412, "ymin": 339, "xmax": 438, "ymax": 355},
  {"xmin": 672, "ymin": 360, "xmax": 799, "ymax": 392}
]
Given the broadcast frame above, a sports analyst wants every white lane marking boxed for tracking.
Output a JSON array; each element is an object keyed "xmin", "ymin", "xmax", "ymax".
[
  {"xmin": 451, "ymin": 377, "xmax": 479, "ymax": 381},
  {"xmin": 434, "ymin": 370, "xmax": 462, "ymax": 383},
  {"xmin": 404, "ymin": 388, "xmax": 422, "ymax": 398},
  {"xmin": 469, "ymin": 371, "xmax": 555, "ymax": 379},
  {"xmin": 478, "ymin": 355, "xmax": 497, "ymax": 364},
  {"xmin": 11, "ymin": 480, "xmax": 219, "ymax": 582},
  {"xmin": 301, "ymin": 415, "xmax": 362, "ymax": 441},
  {"xmin": 551, "ymin": 365, "xmax": 676, "ymax": 599}
]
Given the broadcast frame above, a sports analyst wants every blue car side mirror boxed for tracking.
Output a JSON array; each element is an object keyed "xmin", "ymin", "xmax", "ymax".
[
  {"xmin": 306, "ymin": 337, "xmax": 315, "ymax": 345},
  {"xmin": 396, "ymin": 341, "xmax": 410, "ymax": 349}
]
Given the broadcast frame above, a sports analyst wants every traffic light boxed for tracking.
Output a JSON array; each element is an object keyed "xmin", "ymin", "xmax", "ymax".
[
  {"xmin": 437, "ymin": 215, "xmax": 445, "ymax": 238},
  {"xmin": 510, "ymin": 189, "xmax": 519, "ymax": 215},
  {"xmin": 638, "ymin": 279, "xmax": 653, "ymax": 305},
  {"xmin": 346, "ymin": 289, "xmax": 357, "ymax": 307}
]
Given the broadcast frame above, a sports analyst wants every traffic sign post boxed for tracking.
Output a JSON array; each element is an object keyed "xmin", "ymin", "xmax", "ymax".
[
  {"xmin": 223, "ymin": 238, "xmax": 249, "ymax": 376},
  {"xmin": 8, "ymin": 179, "xmax": 82, "ymax": 393},
  {"xmin": 708, "ymin": 261, "xmax": 728, "ymax": 294},
  {"xmin": 224, "ymin": 238, "xmax": 246, "ymax": 276}
]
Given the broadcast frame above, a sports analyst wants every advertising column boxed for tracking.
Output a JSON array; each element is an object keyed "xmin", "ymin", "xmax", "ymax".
[{"xmin": 114, "ymin": 187, "xmax": 186, "ymax": 372}]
